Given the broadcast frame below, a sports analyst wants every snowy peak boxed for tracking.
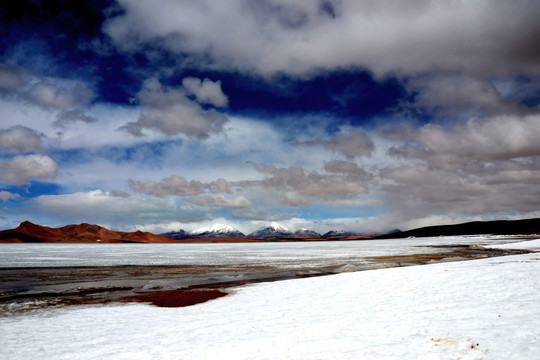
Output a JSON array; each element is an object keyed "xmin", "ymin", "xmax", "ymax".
[
  {"xmin": 190, "ymin": 223, "xmax": 245, "ymax": 238},
  {"xmin": 293, "ymin": 228, "xmax": 321, "ymax": 238},
  {"xmin": 248, "ymin": 222, "xmax": 292, "ymax": 239},
  {"xmin": 192, "ymin": 223, "xmax": 237, "ymax": 235},
  {"xmin": 268, "ymin": 222, "xmax": 289, "ymax": 232}
]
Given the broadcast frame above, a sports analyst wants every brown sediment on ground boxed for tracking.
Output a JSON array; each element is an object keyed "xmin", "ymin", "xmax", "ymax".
[
  {"xmin": 364, "ymin": 245, "xmax": 532, "ymax": 266},
  {"xmin": 118, "ymin": 289, "xmax": 228, "ymax": 307}
]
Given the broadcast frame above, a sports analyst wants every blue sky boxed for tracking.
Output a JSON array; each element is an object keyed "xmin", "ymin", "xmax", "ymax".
[{"xmin": 1, "ymin": 0, "xmax": 540, "ymax": 234}]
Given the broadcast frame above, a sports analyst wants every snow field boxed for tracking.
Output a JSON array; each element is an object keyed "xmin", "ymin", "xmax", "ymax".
[{"xmin": 1, "ymin": 250, "xmax": 539, "ymax": 359}]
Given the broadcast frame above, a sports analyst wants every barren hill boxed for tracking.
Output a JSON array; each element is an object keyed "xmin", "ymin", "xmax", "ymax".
[{"xmin": 0, "ymin": 221, "xmax": 174, "ymax": 243}]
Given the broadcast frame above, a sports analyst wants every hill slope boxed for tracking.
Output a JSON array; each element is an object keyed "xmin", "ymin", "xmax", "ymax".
[
  {"xmin": 376, "ymin": 218, "xmax": 540, "ymax": 239},
  {"xmin": 0, "ymin": 221, "xmax": 175, "ymax": 243}
]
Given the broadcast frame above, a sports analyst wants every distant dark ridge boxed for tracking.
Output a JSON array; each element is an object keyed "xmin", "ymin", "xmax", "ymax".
[
  {"xmin": 376, "ymin": 218, "xmax": 540, "ymax": 239},
  {"xmin": 160, "ymin": 230, "xmax": 191, "ymax": 240}
]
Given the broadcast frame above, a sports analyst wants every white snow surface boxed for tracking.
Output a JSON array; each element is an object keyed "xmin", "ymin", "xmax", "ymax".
[
  {"xmin": 0, "ymin": 236, "xmax": 519, "ymax": 268},
  {"xmin": 1, "ymin": 237, "xmax": 539, "ymax": 359},
  {"xmin": 269, "ymin": 221, "xmax": 289, "ymax": 232},
  {"xmin": 191, "ymin": 223, "xmax": 240, "ymax": 235},
  {"xmin": 487, "ymin": 238, "xmax": 540, "ymax": 250}
]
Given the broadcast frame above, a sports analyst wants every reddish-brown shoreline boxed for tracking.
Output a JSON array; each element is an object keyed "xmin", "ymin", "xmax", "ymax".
[{"xmin": 119, "ymin": 289, "xmax": 228, "ymax": 307}]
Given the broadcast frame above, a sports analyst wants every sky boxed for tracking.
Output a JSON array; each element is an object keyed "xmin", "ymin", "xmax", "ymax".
[{"xmin": 1, "ymin": 0, "xmax": 540, "ymax": 234}]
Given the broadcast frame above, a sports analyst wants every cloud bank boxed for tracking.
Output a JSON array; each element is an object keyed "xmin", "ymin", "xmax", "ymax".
[{"xmin": 105, "ymin": 0, "xmax": 540, "ymax": 77}]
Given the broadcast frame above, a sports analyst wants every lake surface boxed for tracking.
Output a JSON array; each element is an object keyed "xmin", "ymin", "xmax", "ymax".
[
  {"xmin": 0, "ymin": 236, "xmax": 530, "ymax": 315},
  {"xmin": 0, "ymin": 236, "xmax": 516, "ymax": 269}
]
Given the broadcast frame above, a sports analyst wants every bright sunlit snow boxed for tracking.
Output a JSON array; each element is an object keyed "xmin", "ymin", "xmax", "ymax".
[
  {"xmin": 0, "ymin": 236, "xmax": 517, "ymax": 268},
  {"xmin": 1, "ymin": 237, "xmax": 539, "ymax": 359}
]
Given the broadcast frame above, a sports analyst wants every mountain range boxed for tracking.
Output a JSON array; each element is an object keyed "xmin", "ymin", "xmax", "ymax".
[
  {"xmin": 160, "ymin": 222, "xmax": 358, "ymax": 240},
  {"xmin": 1, "ymin": 218, "xmax": 539, "ymax": 243}
]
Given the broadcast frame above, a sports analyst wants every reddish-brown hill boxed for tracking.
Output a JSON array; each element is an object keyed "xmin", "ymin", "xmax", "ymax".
[{"xmin": 0, "ymin": 221, "xmax": 176, "ymax": 243}]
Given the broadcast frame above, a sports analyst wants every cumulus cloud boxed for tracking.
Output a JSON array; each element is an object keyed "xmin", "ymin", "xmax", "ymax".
[
  {"xmin": 229, "ymin": 208, "xmax": 292, "ymax": 221},
  {"xmin": 34, "ymin": 190, "xmax": 211, "ymax": 223},
  {"xmin": 380, "ymin": 112, "xmax": 540, "ymax": 220},
  {"xmin": 129, "ymin": 175, "xmax": 231, "ymax": 197},
  {"xmin": 296, "ymin": 130, "xmax": 374, "ymax": 160},
  {"xmin": 53, "ymin": 109, "xmax": 98, "ymax": 128},
  {"xmin": 119, "ymin": 77, "xmax": 228, "ymax": 139},
  {"xmin": 110, "ymin": 190, "xmax": 131, "ymax": 198},
  {"xmin": 388, "ymin": 114, "xmax": 540, "ymax": 163},
  {"xmin": 0, "ymin": 64, "xmax": 28, "ymax": 95},
  {"xmin": 0, "ymin": 125, "xmax": 43, "ymax": 153},
  {"xmin": 0, "ymin": 63, "xmax": 96, "ymax": 128},
  {"xmin": 248, "ymin": 164, "xmax": 370, "ymax": 206},
  {"xmin": 407, "ymin": 74, "xmax": 532, "ymax": 116},
  {"xmin": 0, "ymin": 191, "xmax": 19, "ymax": 201},
  {"xmin": 380, "ymin": 159, "xmax": 540, "ymax": 219},
  {"xmin": 105, "ymin": 1, "xmax": 540, "ymax": 77},
  {"xmin": 186, "ymin": 194, "xmax": 252, "ymax": 209},
  {"xmin": 182, "ymin": 77, "xmax": 228, "ymax": 107},
  {"xmin": 0, "ymin": 154, "xmax": 58, "ymax": 184},
  {"xmin": 324, "ymin": 159, "xmax": 371, "ymax": 178},
  {"xmin": 26, "ymin": 82, "xmax": 93, "ymax": 110}
]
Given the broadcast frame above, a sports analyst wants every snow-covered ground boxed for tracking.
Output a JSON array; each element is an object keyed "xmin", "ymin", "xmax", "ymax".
[
  {"xmin": 1, "ymin": 238, "xmax": 539, "ymax": 359},
  {"xmin": 0, "ymin": 236, "xmax": 521, "ymax": 268}
]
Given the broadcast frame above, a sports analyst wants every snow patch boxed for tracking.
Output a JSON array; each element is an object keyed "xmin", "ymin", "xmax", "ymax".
[{"xmin": 191, "ymin": 223, "xmax": 240, "ymax": 235}]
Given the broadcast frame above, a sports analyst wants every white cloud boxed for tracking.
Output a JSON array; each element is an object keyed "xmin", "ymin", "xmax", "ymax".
[
  {"xmin": 53, "ymin": 109, "xmax": 97, "ymax": 128},
  {"xmin": 408, "ymin": 74, "xmax": 529, "ymax": 116},
  {"xmin": 129, "ymin": 175, "xmax": 231, "ymax": 197},
  {"xmin": 34, "ymin": 190, "xmax": 213, "ymax": 224},
  {"xmin": 105, "ymin": 1, "xmax": 540, "ymax": 78},
  {"xmin": 186, "ymin": 194, "xmax": 252, "ymax": 209},
  {"xmin": 245, "ymin": 163, "xmax": 371, "ymax": 206},
  {"xmin": 0, "ymin": 64, "xmax": 28, "ymax": 94},
  {"xmin": 295, "ymin": 129, "xmax": 374, "ymax": 160},
  {"xmin": 389, "ymin": 113, "xmax": 540, "ymax": 163},
  {"xmin": 0, "ymin": 191, "xmax": 19, "ymax": 201},
  {"xmin": 110, "ymin": 190, "xmax": 131, "ymax": 198},
  {"xmin": 0, "ymin": 154, "xmax": 58, "ymax": 184},
  {"xmin": 25, "ymin": 82, "xmax": 93, "ymax": 110},
  {"xmin": 119, "ymin": 77, "xmax": 228, "ymax": 139},
  {"xmin": 0, "ymin": 125, "xmax": 43, "ymax": 153},
  {"xmin": 182, "ymin": 77, "xmax": 228, "ymax": 107}
]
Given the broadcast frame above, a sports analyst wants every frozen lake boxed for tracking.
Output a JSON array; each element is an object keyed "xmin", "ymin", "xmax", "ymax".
[
  {"xmin": 0, "ymin": 236, "xmax": 520, "ymax": 269},
  {"xmin": 1, "ymin": 238, "xmax": 539, "ymax": 359},
  {"xmin": 1, "ymin": 235, "xmax": 533, "ymax": 317}
]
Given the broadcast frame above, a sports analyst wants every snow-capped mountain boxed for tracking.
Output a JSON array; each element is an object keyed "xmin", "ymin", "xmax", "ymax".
[
  {"xmin": 160, "ymin": 229, "xmax": 190, "ymax": 240},
  {"xmin": 190, "ymin": 223, "xmax": 245, "ymax": 238},
  {"xmin": 292, "ymin": 228, "xmax": 321, "ymax": 238},
  {"xmin": 248, "ymin": 222, "xmax": 292, "ymax": 239}
]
